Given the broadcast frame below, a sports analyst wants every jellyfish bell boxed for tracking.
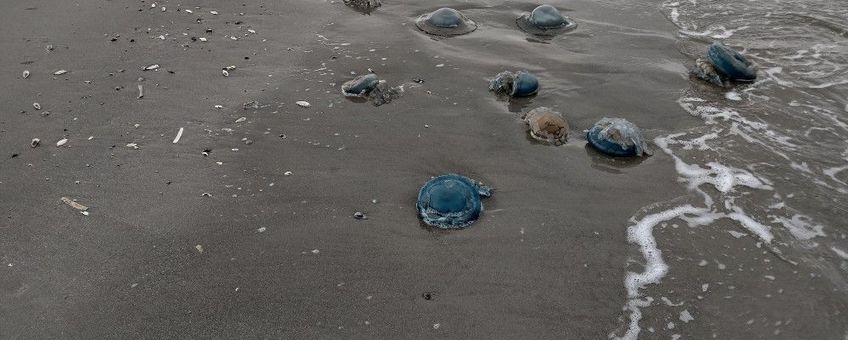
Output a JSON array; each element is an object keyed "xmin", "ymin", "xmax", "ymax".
[
  {"xmin": 341, "ymin": 73, "xmax": 380, "ymax": 97},
  {"xmin": 524, "ymin": 107, "xmax": 569, "ymax": 145},
  {"xmin": 516, "ymin": 4, "xmax": 577, "ymax": 36},
  {"xmin": 415, "ymin": 8, "xmax": 477, "ymax": 36},
  {"xmin": 489, "ymin": 70, "xmax": 540, "ymax": 98},
  {"xmin": 706, "ymin": 41, "xmax": 757, "ymax": 82},
  {"xmin": 416, "ymin": 174, "xmax": 492, "ymax": 229},
  {"xmin": 586, "ymin": 118, "xmax": 651, "ymax": 157}
]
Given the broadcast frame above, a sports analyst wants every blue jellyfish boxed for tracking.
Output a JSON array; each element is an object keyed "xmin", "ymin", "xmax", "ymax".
[
  {"xmin": 586, "ymin": 118, "xmax": 651, "ymax": 157},
  {"xmin": 341, "ymin": 73, "xmax": 401, "ymax": 106},
  {"xmin": 341, "ymin": 74, "xmax": 380, "ymax": 97},
  {"xmin": 417, "ymin": 174, "xmax": 493, "ymax": 229},
  {"xmin": 691, "ymin": 42, "xmax": 757, "ymax": 86},
  {"xmin": 707, "ymin": 42, "xmax": 757, "ymax": 81},
  {"xmin": 516, "ymin": 4, "xmax": 577, "ymax": 36},
  {"xmin": 415, "ymin": 8, "xmax": 477, "ymax": 36},
  {"xmin": 489, "ymin": 70, "xmax": 539, "ymax": 97}
]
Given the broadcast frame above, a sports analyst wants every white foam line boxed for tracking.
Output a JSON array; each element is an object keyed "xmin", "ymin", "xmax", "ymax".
[
  {"xmin": 173, "ymin": 127, "xmax": 184, "ymax": 144},
  {"xmin": 831, "ymin": 247, "xmax": 848, "ymax": 260},
  {"xmin": 619, "ymin": 205, "xmax": 707, "ymax": 340}
]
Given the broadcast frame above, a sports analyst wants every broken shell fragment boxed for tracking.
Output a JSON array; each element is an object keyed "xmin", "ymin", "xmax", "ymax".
[
  {"xmin": 22, "ymin": 70, "xmax": 30, "ymax": 79},
  {"xmin": 31, "ymin": 138, "xmax": 40, "ymax": 148},
  {"xmin": 296, "ymin": 101, "xmax": 311, "ymax": 108},
  {"xmin": 523, "ymin": 107, "xmax": 569, "ymax": 145},
  {"xmin": 53, "ymin": 70, "xmax": 68, "ymax": 75},
  {"xmin": 61, "ymin": 197, "xmax": 89, "ymax": 211},
  {"xmin": 32, "ymin": 103, "xmax": 41, "ymax": 110},
  {"xmin": 56, "ymin": 138, "xmax": 68, "ymax": 147},
  {"xmin": 143, "ymin": 64, "xmax": 160, "ymax": 71}
]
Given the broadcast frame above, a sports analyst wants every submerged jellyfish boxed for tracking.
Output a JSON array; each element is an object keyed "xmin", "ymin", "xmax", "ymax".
[
  {"xmin": 516, "ymin": 4, "xmax": 577, "ymax": 36},
  {"xmin": 586, "ymin": 118, "xmax": 651, "ymax": 157},
  {"xmin": 341, "ymin": 73, "xmax": 402, "ymax": 106},
  {"xmin": 417, "ymin": 174, "xmax": 492, "ymax": 229},
  {"xmin": 489, "ymin": 70, "xmax": 539, "ymax": 97},
  {"xmin": 691, "ymin": 41, "xmax": 757, "ymax": 86},
  {"xmin": 415, "ymin": 8, "xmax": 477, "ymax": 36},
  {"xmin": 524, "ymin": 107, "xmax": 569, "ymax": 145}
]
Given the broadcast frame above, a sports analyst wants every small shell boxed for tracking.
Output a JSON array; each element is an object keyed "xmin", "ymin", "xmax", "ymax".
[
  {"xmin": 296, "ymin": 101, "xmax": 311, "ymax": 108},
  {"xmin": 53, "ymin": 69, "xmax": 68, "ymax": 75},
  {"xmin": 143, "ymin": 64, "xmax": 160, "ymax": 71},
  {"xmin": 31, "ymin": 138, "xmax": 40, "ymax": 148},
  {"xmin": 56, "ymin": 138, "xmax": 68, "ymax": 147},
  {"xmin": 22, "ymin": 70, "xmax": 30, "ymax": 79},
  {"xmin": 222, "ymin": 69, "xmax": 229, "ymax": 77},
  {"xmin": 33, "ymin": 103, "xmax": 41, "ymax": 110}
]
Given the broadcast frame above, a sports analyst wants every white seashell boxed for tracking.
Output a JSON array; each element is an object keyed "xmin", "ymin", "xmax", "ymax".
[
  {"xmin": 296, "ymin": 101, "xmax": 311, "ymax": 108},
  {"xmin": 22, "ymin": 70, "xmax": 30, "ymax": 79},
  {"xmin": 222, "ymin": 69, "xmax": 229, "ymax": 77},
  {"xmin": 53, "ymin": 69, "xmax": 68, "ymax": 75},
  {"xmin": 33, "ymin": 103, "xmax": 41, "ymax": 110},
  {"xmin": 210, "ymin": 10, "xmax": 218, "ymax": 15},
  {"xmin": 144, "ymin": 64, "xmax": 160, "ymax": 71},
  {"xmin": 56, "ymin": 138, "xmax": 68, "ymax": 147}
]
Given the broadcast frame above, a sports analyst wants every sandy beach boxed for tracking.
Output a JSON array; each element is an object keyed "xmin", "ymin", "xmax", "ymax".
[{"xmin": 2, "ymin": 0, "xmax": 846, "ymax": 338}]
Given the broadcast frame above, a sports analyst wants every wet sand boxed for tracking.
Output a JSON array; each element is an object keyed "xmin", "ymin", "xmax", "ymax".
[{"xmin": 2, "ymin": 0, "xmax": 843, "ymax": 338}]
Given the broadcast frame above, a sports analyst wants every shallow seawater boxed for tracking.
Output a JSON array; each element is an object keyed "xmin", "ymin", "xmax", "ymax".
[{"xmin": 297, "ymin": 0, "xmax": 848, "ymax": 338}]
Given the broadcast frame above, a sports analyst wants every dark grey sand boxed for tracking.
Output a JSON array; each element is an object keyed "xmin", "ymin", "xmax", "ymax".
[{"xmin": 1, "ymin": 0, "xmax": 845, "ymax": 338}]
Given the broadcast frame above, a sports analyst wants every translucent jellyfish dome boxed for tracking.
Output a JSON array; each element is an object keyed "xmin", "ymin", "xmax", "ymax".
[
  {"xmin": 416, "ymin": 174, "xmax": 492, "ymax": 229},
  {"xmin": 415, "ymin": 8, "xmax": 477, "ymax": 36},
  {"xmin": 516, "ymin": 4, "xmax": 577, "ymax": 36}
]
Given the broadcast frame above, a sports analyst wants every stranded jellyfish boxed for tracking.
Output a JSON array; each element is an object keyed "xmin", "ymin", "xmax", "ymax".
[
  {"xmin": 516, "ymin": 4, "xmax": 577, "ymax": 36},
  {"xmin": 416, "ymin": 174, "xmax": 492, "ymax": 229},
  {"xmin": 692, "ymin": 41, "xmax": 757, "ymax": 87},
  {"xmin": 524, "ymin": 107, "xmax": 569, "ymax": 145},
  {"xmin": 415, "ymin": 8, "xmax": 478, "ymax": 36},
  {"xmin": 586, "ymin": 118, "xmax": 651, "ymax": 157},
  {"xmin": 489, "ymin": 70, "xmax": 539, "ymax": 97},
  {"xmin": 341, "ymin": 73, "xmax": 401, "ymax": 106},
  {"xmin": 343, "ymin": 0, "xmax": 381, "ymax": 14}
]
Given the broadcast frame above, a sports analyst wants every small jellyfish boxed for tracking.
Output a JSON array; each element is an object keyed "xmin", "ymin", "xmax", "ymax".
[
  {"xmin": 516, "ymin": 4, "xmax": 577, "ymax": 36},
  {"xmin": 524, "ymin": 107, "xmax": 569, "ymax": 145},
  {"xmin": 415, "ymin": 8, "xmax": 477, "ymax": 36},
  {"xmin": 707, "ymin": 42, "xmax": 757, "ymax": 81},
  {"xmin": 341, "ymin": 73, "xmax": 402, "ymax": 106},
  {"xmin": 417, "ymin": 174, "xmax": 492, "ymax": 229},
  {"xmin": 343, "ymin": 0, "xmax": 381, "ymax": 14},
  {"xmin": 691, "ymin": 41, "xmax": 757, "ymax": 86},
  {"xmin": 341, "ymin": 73, "xmax": 380, "ymax": 97},
  {"xmin": 489, "ymin": 70, "xmax": 539, "ymax": 97},
  {"xmin": 586, "ymin": 118, "xmax": 651, "ymax": 157}
]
